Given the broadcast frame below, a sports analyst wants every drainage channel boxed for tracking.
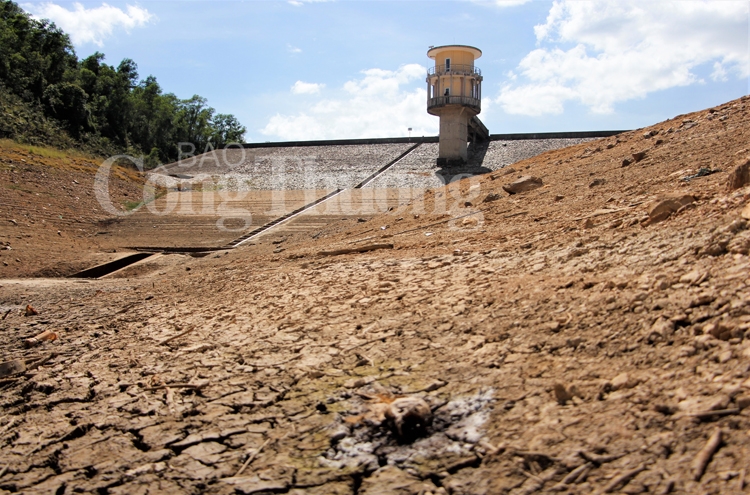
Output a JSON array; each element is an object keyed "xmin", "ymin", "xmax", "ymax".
[
  {"xmin": 70, "ymin": 252, "xmax": 156, "ymax": 279},
  {"xmin": 225, "ymin": 142, "xmax": 422, "ymax": 248}
]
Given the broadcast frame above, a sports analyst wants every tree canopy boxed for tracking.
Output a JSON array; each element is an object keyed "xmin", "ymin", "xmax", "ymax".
[{"xmin": 0, "ymin": 0, "xmax": 246, "ymax": 167}]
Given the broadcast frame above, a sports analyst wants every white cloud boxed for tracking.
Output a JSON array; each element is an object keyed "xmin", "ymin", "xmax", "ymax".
[
  {"xmin": 291, "ymin": 81, "xmax": 325, "ymax": 95},
  {"xmin": 288, "ymin": 0, "xmax": 331, "ymax": 6},
  {"xmin": 262, "ymin": 64, "xmax": 438, "ymax": 140},
  {"xmin": 23, "ymin": 2, "xmax": 153, "ymax": 47},
  {"xmin": 287, "ymin": 44, "xmax": 302, "ymax": 54},
  {"xmin": 491, "ymin": 0, "xmax": 532, "ymax": 6},
  {"xmin": 473, "ymin": 0, "xmax": 531, "ymax": 7},
  {"xmin": 498, "ymin": 0, "xmax": 750, "ymax": 116}
]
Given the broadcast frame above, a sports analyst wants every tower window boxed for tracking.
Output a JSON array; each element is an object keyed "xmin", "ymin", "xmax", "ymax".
[{"xmin": 445, "ymin": 58, "xmax": 451, "ymax": 71}]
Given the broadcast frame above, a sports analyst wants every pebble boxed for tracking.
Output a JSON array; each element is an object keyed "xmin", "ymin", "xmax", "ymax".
[
  {"xmin": 502, "ymin": 176, "xmax": 543, "ymax": 195},
  {"xmin": 611, "ymin": 372, "xmax": 637, "ymax": 391},
  {"xmin": 647, "ymin": 195, "xmax": 695, "ymax": 224}
]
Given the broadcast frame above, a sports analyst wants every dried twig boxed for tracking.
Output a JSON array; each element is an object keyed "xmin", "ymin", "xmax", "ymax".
[
  {"xmin": 318, "ymin": 243, "xmax": 394, "ymax": 256},
  {"xmin": 26, "ymin": 353, "xmax": 55, "ymax": 371},
  {"xmin": 142, "ymin": 382, "xmax": 207, "ymax": 392},
  {"xmin": 233, "ymin": 438, "xmax": 271, "ymax": 477},
  {"xmin": 2, "ymin": 309, "xmax": 11, "ymax": 320},
  {"xmin": 601, "ymin": 464, "xmax": 647, "ymax": 493},
  {"xmin": 579, "ymin": 451, "xmax": 625, "ymax": 465},
  {"xmin": 689, "ymin": 408, "xmax": 740, "ymax": 420},
  {"xmin": 0, "ymin": 418, "xmax": 20, "ymax": 436},
  {"xmin": 479, "ymin": 439, "xmax": 503, "ymax": 455},
  {"xmin": 159, "ymin": 325, "xmax": 196, "ymax": 345},
  {"xmin": 551, "ymin": 462, "xmax": 594, "ymax": 490},
  {"xmin": 517, "ymin": 466, "xmax": 562, "ymax": 495},
  {"xmin": 245, "ymin": 354, "xmax": 302, "ymax": 369},
  {"xmin": 0, "ymin": 378, "xmax": 19, "ymax": 388},
  {"xmin": 692, "ymin": 428, "xmax": 722, "ymax": 481},
  {"xmin": 514, "ymin": 450, "xmax": 561, "ymax": 463}
]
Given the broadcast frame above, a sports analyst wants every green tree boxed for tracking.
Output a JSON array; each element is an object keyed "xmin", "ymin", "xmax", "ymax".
[
  {"xmin": 0, "ymin": 0, "xmax": 248, "ymax": 160},
  {"xmin": 211, "ymin": 113, "xmax": 246, "ymax": 147}
]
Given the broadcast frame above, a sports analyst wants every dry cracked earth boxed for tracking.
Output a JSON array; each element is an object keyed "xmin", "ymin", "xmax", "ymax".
[{"xmin": 1, "ymin": 96, "xmax": 750, "ymax": 494}]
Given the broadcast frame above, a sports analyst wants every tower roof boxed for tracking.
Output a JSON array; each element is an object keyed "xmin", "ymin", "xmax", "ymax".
[{"xmin": 427, "ymin": 45, "xmax": 482, "ymax": 59}]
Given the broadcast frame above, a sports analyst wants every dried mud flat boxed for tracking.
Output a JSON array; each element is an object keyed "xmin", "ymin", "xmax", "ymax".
[{"xmin": 1, "ymin": 96, "xmax": 750, "ymax": 495}]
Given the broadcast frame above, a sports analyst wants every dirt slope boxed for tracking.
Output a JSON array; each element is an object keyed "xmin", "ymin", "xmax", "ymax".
[
  {"xmin": 0, "ymin": 96, "xmax": 749, "ymax": 495},
  {"xmin": 0, "ymin": 141, "xmax": 146, "ymax": 278}
]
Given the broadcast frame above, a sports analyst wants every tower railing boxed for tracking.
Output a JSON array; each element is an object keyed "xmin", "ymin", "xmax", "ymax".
[
  {"xmin": 427, "ymin": 96, "xmax": 481, "ymax": 111},
  {"xmin": 427, "ymin": 64, "xmax": 481, "ymax": 77}
]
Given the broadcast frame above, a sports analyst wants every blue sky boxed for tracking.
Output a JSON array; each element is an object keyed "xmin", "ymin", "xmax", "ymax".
[{"xmin": 22, "ymin": 0, "xmax": 750, "ymax": 142}]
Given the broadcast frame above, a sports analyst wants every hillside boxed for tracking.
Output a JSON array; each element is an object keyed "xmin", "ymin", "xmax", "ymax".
[
  {"xmin": 0, "ymin": 95, "xmax": 749, "ymax": 494},
  {"xmin": 0, "ymin": 140, "xmax": 146, "ymax": 277}
]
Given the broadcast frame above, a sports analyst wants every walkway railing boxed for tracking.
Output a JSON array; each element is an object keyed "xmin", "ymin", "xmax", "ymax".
[
  {"xmin": 427, "ymin": 64, "xmax": 481, "ymax": 77},
  {"xmin": 427, "ymin": 96, "xmax": 481, "ymax": 111}
]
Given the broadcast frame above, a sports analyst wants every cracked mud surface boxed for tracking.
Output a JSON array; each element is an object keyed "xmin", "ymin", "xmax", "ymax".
[{"xmin": 1, "ymin": 96, "xmax": 750, "ymax": 494}]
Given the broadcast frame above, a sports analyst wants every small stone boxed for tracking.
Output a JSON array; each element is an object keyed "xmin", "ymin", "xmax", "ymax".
[
  {"xmin": 462, "ymin": 217, "xmax": 478, "ymax": 226},
  {"xmin": 554, "ymin": 194, "xmax": 564, "ymax": 201},
  {"xmin": 727, "ymin": 156, "xmax": 750, "ymax": 190},
  {"xmin": 677, "ymin": 345, "xmax": 697, "ymax": 357},
  {"xmin": 328, "ymin": 424, "xmax": 349, "ymax": 442},
  {"xmin": 742, "ymin": 203, "xmax": 750, "ymax": 221},
  {"xmin": 647, "ymin": 317, "xmax": 674, "ymax": 343},
  {"xmin": 589, "ymin": 178, "xmax": 605, "ymax": 188},
  {"xmin": 647, "ymin": 195, "xmax": 695, "ymax": 224},
  {"xmin": 482, "ymin": 192, "xmax": 501, "ymax": 203},
  {"xmin": 385, "ymin": 397, "xmax": 431, "ymax": 440},
  {"xmin": 502, "ymin": 176, "xmax": 543, "ymax": 195},
  {"xmin": 736, "ymin": 395, "xmax": 750, "ymax": 410},
  {"xmin": 718, "ymin": 350, "xmax": 733, "ymax": 363},
  {"xmin": 24, "ymin": 304, "xmax": 38, "ymax": 316},
  {"xmin": 632, "ymin": 150, "xmax": 647, "ymax": 162},
  {"xmin": 679, "ymin": 270, "xmax": 706, "ymax": 286},
  {"xmin": 611, "ymin": 372, "xmax": 636, "ymax": 391},
  {"xmin": 622, "ymin": 158, "xmax": 633, "ymax": 167},
  {"xmin": 343, "ymin": 376, "xmax": 376, "ymax": 388},
  {"xmin": 706, "ymin": 322, "xmax": 738, "ymax": 341},
  {"xmin": 689, "ymin": 293, "xmax": 715, "ymax": 308},
  {"xmin": 553, "ymin": 383, "xmax": 573, "ymax": 405}
]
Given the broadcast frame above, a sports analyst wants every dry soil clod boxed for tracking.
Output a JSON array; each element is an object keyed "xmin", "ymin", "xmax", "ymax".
[{"xmin": 0, "ymin": 360, "xmax": 25, "ymax": 378}]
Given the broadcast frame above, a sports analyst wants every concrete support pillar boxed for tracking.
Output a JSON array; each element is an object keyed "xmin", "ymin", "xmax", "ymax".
[{"xmin": 438, "ymin": 107, "xmax": 470, "ymax": 162}]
